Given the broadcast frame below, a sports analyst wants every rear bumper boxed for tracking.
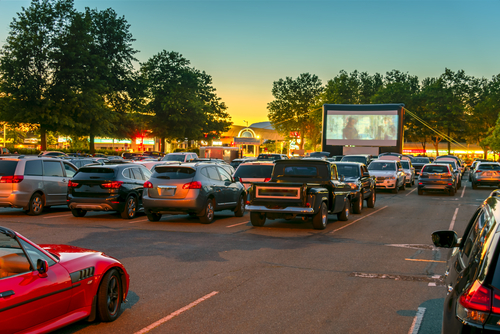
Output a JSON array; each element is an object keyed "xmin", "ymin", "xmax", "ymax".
[
  {"xmin": 245, "ymin": 205, "xmax": 314, "ymax": 214},
  {"xmin": 68, "ymin": 196, "xmax": 123, "ymax": 212},
  {"xmin": 143, "ymin": 195, "xmax": 205, "ymax": 214},
  {"xmin": 0, "ymin": 192, "xmax": 32, "ymax": 209}
]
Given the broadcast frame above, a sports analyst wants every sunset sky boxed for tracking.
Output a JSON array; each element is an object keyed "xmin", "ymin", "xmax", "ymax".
[{"xmin": 2, "ymin": 0, "xmax": 500, "ymax": 127}]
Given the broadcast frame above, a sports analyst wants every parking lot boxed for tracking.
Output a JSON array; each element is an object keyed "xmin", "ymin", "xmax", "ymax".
[{"xmin": 0, "ymin": 175, "xmax": 491, "ymax": 333}]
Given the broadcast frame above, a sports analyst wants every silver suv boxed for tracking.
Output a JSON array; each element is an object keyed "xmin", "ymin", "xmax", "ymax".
[{"xmin": 0, "ymin": 157, "xmax": 77, "ymax": 215}]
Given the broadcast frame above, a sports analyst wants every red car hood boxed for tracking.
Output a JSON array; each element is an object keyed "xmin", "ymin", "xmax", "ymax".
[{"xmin": 39, "ymin": 244, "xmax": 103, "ymax": 262}]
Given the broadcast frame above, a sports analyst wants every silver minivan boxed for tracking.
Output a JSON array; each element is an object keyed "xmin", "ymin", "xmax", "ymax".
[{"xmin": 0, "ymin": 157, "xmax": 77, "ymax": 215}]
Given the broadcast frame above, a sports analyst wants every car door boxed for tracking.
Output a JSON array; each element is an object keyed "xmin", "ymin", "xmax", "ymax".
[
  {"xmin": 42, "ymin": 160, "xmax": 67, "ymax": 205},
  {"xmin": 130, "ymin": 167, "xmax": 146, "ymax": 203},
  {"xmin": 0, "ymin": 234, "xmax": 72, "ymax": 333},
  {"xmin": 360, "ymin": 165, "xmax": 372, "ymax": 199},
  {"xmin": 217, "ymin": 166, "xmax": 239, "ymax": 206},
  {"xmin": 204, "ymin": 166, "xmax": 224, "ymax": 207}
]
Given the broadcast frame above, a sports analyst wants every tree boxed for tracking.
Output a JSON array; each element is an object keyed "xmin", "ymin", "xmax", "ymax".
[
  {"xmin": 0, "ymin": 0, "xmax": 76, "ymax": 150},
  {"xmin": 321, "ymin": 70, "xmax": 383, "ymax": 105},
  {"xmin": 268, "ymin": 73, "xmax": 323, "ymax": 150}
]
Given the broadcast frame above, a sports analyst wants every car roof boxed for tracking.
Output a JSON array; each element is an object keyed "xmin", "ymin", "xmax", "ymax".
[
  {"xmin": 238, "ymin": 161, "xmax": 275, "ymax": 166},
  {"xmin": 331, "ymin": 161, "xmax": 364, "ymax": 165},
  {"xmin": 167, "ymin": 152, "xmax": 197, "ymax": 155},
  {"xmin": 370, "ymin": 159, "xmax": 397, "ymax": 163}
]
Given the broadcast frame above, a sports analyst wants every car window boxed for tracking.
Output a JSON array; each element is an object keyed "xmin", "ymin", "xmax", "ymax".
[
  {"xmin": 205, "ymin": 166, "xmax": 221, "ymax": 180},
  {"xmin": 284, "ymin": 166, "xmax": 318, "ymax": 176},
  {"xmin": 330, "ymin": 164, "xmax": 338, "ymax": 180},
  {"xmin": 422, "ymin": 165, "xmax": 449, "ymax": 174},
  {"xmin": 24, "ymin": 160, "xmax": 42, "ymax": 176},
  {"xmin": 368, "ymin": 162, "xmax": 396, "ymax": 171},
  {"xmin": 43, "ymin": 161, "xmax": 64, "ymax": 177},
  {"xmin": 460, "ymin": 209, "xmax": 490, "ymax": 266},
  {"xmin": 336, "ymin": 164, "xmax": 360, "ymax": 178},
  {"xmin": 140, "ymin": 167, "xmax": 152, "ymax": 180},
  {"xmin": 131, "ymin": 168, "xmax": 143, "ymax": 180},
  {"xmin": 400, "ymin": 161, "xmax": 410, "ymax": 169},
  {"xmin": 153, "ymin": 166, "xmax": 196, "ymax": 179},
  {"xmin": 122, "ymin": 168, "xmax": 131, "ymax": 179},
  {"xmin": 218, "ymin": 167, "xmax": 232, "ymax": 182},
  {"xmin": 0, "ymin": 161, "xmax": 18, "ymax": 176},
  {"xmin": 0, "ymin": 233, "xmax": 31, "ymax": 278},
  {"xmin": 234, "ymin": 165, "xmax": 273, "ymax": 179},
  {"xmin": 18, "ymin": 239, "xmax": 56, "ymax": 267},
  {"xmin": 63, "ymin": 163, "xmax": 77, "ymax": 177}
]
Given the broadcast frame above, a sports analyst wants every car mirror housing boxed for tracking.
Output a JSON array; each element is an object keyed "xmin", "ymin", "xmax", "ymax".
[
  {"xmin": 37, "ymin": 259, "xmax": 48, "ymax": 277},
  {"xmin": 431, "ymin": 230, "xmax": 459, "ymax": 248}
]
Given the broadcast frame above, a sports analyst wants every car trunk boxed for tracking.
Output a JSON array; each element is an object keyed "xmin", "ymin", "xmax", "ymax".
[
  {"xmin": 148, "ymin": 166, "xmax": 196, "ymax": 199},
  {"xmin": 70, "ymin": 168, "xmax": 118, "ymax": 198}
]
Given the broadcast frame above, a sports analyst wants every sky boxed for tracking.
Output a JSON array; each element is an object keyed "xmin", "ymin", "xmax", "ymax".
[{"xmin": 1, "ymin": 0, "xmax": 500, "ymax": 127}]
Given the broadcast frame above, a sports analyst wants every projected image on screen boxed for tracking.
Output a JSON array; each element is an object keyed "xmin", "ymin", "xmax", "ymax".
[{"xmin": 325, "ymin": 110, "xmax": 399, "ymax": 146}]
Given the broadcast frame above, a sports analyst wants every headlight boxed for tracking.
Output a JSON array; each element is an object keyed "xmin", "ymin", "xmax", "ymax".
[
  {"xmin": 388, "ymin": 176, "xmax": 396, "ymax": 180},
  {"xmin": 348, "ymin": 183, "xmax": 358, "ymax": 189}
]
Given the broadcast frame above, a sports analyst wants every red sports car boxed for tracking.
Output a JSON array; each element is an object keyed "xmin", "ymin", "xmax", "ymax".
[{"xmin": 0, "ymin": 226, "xmax": 129, "ymax": 333}]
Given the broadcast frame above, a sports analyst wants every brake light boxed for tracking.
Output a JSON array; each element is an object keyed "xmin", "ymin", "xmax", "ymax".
[
  {"xmin": 457, "ymin": 280, "xmax": 491, "ymax": 324},
  {"xmin": 182, "ymin": 181, "xmax": 202, "ymax": 189},
  {"xmin": 101, "ymin": 181, "xmax": 123, "ymax": 189},
  {"xmin": 0, "ymin": 175, "xmax": 24, "ymax": 183},
  {"xmin": 476, "ymin": 170, "xmax": 482, "ymax": 173},
  {"xmin": 68, "ymin": 180, "xmax": 79, "ymax": 188},
  {"xmin": 264, "ymin": 178, "xmax": 271, "ymax": 182},
  {"xmin": 144, "ymin": 181, "xmax": 153, "ymax": 188}
]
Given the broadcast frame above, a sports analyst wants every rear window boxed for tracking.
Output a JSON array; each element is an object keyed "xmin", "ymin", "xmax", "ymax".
[
  {"xmin": 412, "ymin": 158, "xmax": 430, "ymax": 163},
  {"xmin": 152, "ymin": 166, "xmax": 196, "ymax": 179},
  {"xmin": 283, "ymin": 166, "xmax": 318, "ymax": 176},
  {"xmin": 234, "ymin": 165, "xmax": 274, "ymax": 179},
  {"xmin": 163, "ymin": 155, "xmax": 186, "ymax": 162},
  {"xmin": 400, "ymin": 161, "xmax": 410, "ymax": 169},
  {"xmin": 341, "ymin": 156, "xmax": 366, "ymax": 163},
  {"xmin": 336, "ymin": 165, "xmax": 360, "ymax": 178},
  {"xmin": 78, "ymin": 167, "xmax": 115, "ymax": 174},
  {"xmin": 368, "ymin": 162, "xmax": 396, "ymax": 171},
  {"xmin": 478, "ymin": 164, "xmax": 500, "ymax": 171},
  {"xmin": 422, "ymin": 165, "xmax": 449, "ymax": 174},
  {"xmin": 0, "ymin": 161, "xmax": 18, "ymax": 176}
]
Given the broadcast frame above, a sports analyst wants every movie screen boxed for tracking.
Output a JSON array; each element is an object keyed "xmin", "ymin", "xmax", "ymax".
[{"xmin": 325, "ymin": 110, "xmax": 399, "ymax": 146}]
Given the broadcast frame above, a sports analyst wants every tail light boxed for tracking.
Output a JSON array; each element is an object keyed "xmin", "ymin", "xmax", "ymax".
[
  {"xmin": 476, "ymin": 170, "xmax": 482, "ymax": 173},
  {"xmin": 264, "ymin": 178, "xmax": 271, "ymax": 182},
  {"xmin": 68, "ymin": 180, "xmax": 79, "ymax": 188},
  {"xmin": 144, "ymin": 181, "xmax": 153, "ymax": 188},
  {"xmin": 101, "ymin": 181, "xmax": 123, "ymax": 189},
  {"xmin": 182, "ymin": 181, "xmax": 202, "ymax": 189},
  {"xmin": 0, "ymin": 175, "xmax": 24, "ymax": 183},
  {"xmin": 457, "ymin": 280, "xmax": 492, "ymax": 325}
]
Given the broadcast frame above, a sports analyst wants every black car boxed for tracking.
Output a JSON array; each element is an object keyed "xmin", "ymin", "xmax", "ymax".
[
  {"xmin": 411, "ymin": 157, "xmax": 431, "ymax": 175},
  {"xmin": 432, "ymin": 190, "xmax": 500, "ymax": 333},
  {"xmin": 67, "ymin": 164, "xmax": 152, "ymax": 219},
  {"xmin": 256, "ymin": 154, "xmax": 287, "ymax": 161},
  {"xmin": 332, "ymin": 162, "xmax": 376, "ymax": 213},
  {"xmin": 340, "ymin": 154, "xmax": 373, "ymax": 166}
]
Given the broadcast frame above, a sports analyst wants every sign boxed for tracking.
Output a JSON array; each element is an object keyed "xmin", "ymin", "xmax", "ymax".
[
  {"xmin": 24, "ymin": 138, "xmax": 38, "ymax": 144},
  {"xmin": 212, "ymin": 141, "xmax": 223, "ymax": 146},
  {"xmin": 290, "ymin": 131, "xmax": 300, "ymax": 138},
  {"xmin": 403, "ymin": 149, "xmax": 426, "ymax": 154}
]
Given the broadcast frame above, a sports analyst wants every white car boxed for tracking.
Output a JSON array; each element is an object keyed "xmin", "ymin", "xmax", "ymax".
[
  {"xmin": 368, "ymin": 159, "xmax": 406, "ymax": 193},
  {"xmin": 400, "ymin": 159, "xmax": 415, "ymax": 186}
]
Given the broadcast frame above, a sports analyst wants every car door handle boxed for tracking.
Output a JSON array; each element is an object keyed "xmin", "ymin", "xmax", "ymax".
[{"xmin": 0, "ymin": 290, "xmax": 15, "ymax": 298}]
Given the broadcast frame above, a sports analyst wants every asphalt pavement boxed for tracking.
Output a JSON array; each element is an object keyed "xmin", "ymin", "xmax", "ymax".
[{"xmin": 0, "ymin": 173, "xmax": 492, "ymax": 334}]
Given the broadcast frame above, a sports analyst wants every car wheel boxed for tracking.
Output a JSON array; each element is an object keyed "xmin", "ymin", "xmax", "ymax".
[
  {"xmin": 312, "ymin": 201, "xmax": 328, "ymax": 229},
  {"xmin": 97, "ymin": 269, "xmax": 122, "ymax": 322},
  {"xmin": 418, "ymin": 189, "xmax": 423, "ymax": 195},
  {"xmin": 234, "ymin": 195, "xmax": 245, "ymax": 217},
  {"xmin": 120, "ymin": 196, "xmax": 137, "ymax": 219},
  {"xmin": 392, "ymin": 184, "xmax": 399, "ymax": 194},
  {"xmin": 71, "ymin": 208, "xmax": 87, "ymax": 217},
  {"xmin": 146, "ymin": 212, "xmax": 162, "ymax": 221},
  {"xmin": 366, "ymin": 190, "xmax": 376, "ymax": 208},
  {"xmin": 472, "ymin": 182, "xmax": 478, "ymax": 189},
  {"xmin": 337, "ymin": 198, "xmax": 350, "ymax": 221},
  {"xmin": 400, "ymin": 180, "xmax": 406, "ymax": 191},
  {"xmin": 27, "ymin": 193, "xmax": 44, "ymax": 216},
  {"xmin": 449, "ymin": 188, "xmax": 455, "ymax": 196},
  {"xmin": 199, "ymin": 198, "xmax": 215, "ymax": 224},
  {"xmin": 250, "ymin": 212, "xmax": 266, "ymax": 227},
  {"xmin": 411, "ymin": 178, "xmax": 415, "ymax": 186},
  {"xmin": 353, "ymin": 194, "xmax": 363, "ymax": 214}
]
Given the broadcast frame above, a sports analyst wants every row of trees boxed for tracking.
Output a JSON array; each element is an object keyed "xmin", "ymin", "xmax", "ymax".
[
  {"xmin": 268, "ymin": 70, "xmax": 500, "ymax": 156},
  {"xmin": 0, "ymin": 0, "xmax": 231, "ymax": 153}
]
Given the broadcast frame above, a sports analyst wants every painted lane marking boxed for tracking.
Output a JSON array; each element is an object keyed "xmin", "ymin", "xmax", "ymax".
[
  {"xmin": 428, "ymin": 282, "xmax": 437, "ymax": 287},
  {"xmin": 408, "ymin": 307, "xmax": 426, "ymax": 334},
  {"xmin": 386, "ymin": 244, "xmax": 435, "ymax": 250},
  {"xmin": 129, "ymin": 219, "xmax": 149, "ymax": 224},
  {"xmin": 405, "ymin": 258, "xmax": 446, "ymax": 263},
  {"xmin": 330, "ymin": 206, "xmax": 388, "ymax": 233},
  {"xmin": 43, "ymin": 214, "xmax": 74, "ymax": 219},
  {"xmin": 461, "ymin": 185, "xmax": 466, "ymax": 198},
  {"xmin": 449, "ymin": 208, "xmax": 459, "ymax": 230},
  {"xmin": 405, "ymin": 188, "xmax": 417, "ymax": 196},
  {"xmin": 226, "ymin": 221, "xmax": 249, "ymax": 228},
  {"xmin": 351, "ymin": 272, "xmax": 442, "ymax": 284},
  {"xmin": 134, "ymin": 291, "xmax": 219, "ymax": 334}
]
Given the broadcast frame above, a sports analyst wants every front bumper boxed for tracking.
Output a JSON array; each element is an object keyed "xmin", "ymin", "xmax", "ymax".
[
  {"xmin": 375, "ymin": 179, "xmax": 397, "ymax": 189},
  {"xmin": 245, "ymin": 205, "xmax": 314, "ymax": 214}
]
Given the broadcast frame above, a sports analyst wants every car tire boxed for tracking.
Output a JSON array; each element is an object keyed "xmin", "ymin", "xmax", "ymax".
[
  {"xmin": 392, "ymin": 184, "xmax": 399, "ymax": 194},
  {"xmin": 120, "ymin": 196, "xmax": 137, "ymax": 219},
  {"xmin": 449, "ymin": 188, "xmax": 455, "ymax": 196},
  {"xmin": 27, "ymin": 193, "xmax": 44, "ymax": 216},
  {"xmin": 411, "ymin": 179, "xmax": 415, "ymax": 186},
  {"xmin": 353, "ymin": 194, "xmax": 363, "ymax": 214},
  {"xmin": 337, "ymin": 198, "xmax": 350, "ymax": 221},
  {"xmin": 366, "ymin": 190, "xmax": 376, "ymax": 208},
  {"xmin": 312, "ymin": 202, "xmax": 328, "ymax": 230},
  {"xmin": 418, "ymin": 189, "xmax": 423, "ymax": 195},
  {"xmin": 234, "ymin": 195, "xmax": 245, "ymax": 217},
  {"xmin": 96, "ymin": 269, "xmax": 122, "ymax": 322},
  {"xmin": 146, "ymin": 212, "xmax": 162, "ymax": 221},
  {"xmin": 400, "ymin": 180, "xmax": 406, "ymax": 191},
  {"xmin": 250, "ymin": 212, "xmax": 266, "ymax": 227},
  {"xmin": 199, "ymin": 198, "xmax": 215, "ymax": 224},
  {"xmin": 71, "ymin": 208, "xmax": 87, "ymax": 217},
  {"xmin": 472, "ymin": 182, "xmax": 478, "ymax": 189}
]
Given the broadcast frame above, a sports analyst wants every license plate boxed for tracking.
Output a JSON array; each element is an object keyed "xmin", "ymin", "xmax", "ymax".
[
  {"xmin": 484, "ymin": 172, "xmax": 492, "ymax": 177},
  {"xmin": 158, "ymin": 186, "xmax": 176, "ymax": 196},
  {"xmin": 430, "ymin": 174, "xmax": 440, "ymax": 179}
]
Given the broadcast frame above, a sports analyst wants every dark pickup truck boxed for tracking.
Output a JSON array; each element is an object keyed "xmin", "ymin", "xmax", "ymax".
[{"xmin": 245, "ymin": 160, "xmax": 356, "ymax": 229}]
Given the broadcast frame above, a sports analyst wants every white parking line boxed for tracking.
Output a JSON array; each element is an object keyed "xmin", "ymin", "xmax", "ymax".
[
  {"xmin": 405, "ymin": 188, "xmax": 417, "ymax": 196},
  {"xmin": 129, "ymin": 219, "xmax": 149, "ymax": 224},
  {"xmin": 330, "ymin": 206, "xmax": 388, "ymax": 233},
  {"xmin": 226, "ymin": 221, "xmax": 249, "ymax": 228},
  {"xmin": 449, "ymin": 208, "xmax": 459, "ymax": 230},
  {"xmin": 134, "ymin": 291, "xmax": 219, "ymax": 334},
  {"xmin": 43, "ymin": 214, "xmax": 74, "ymax": 219},
  {"xmin": 408, "ymin": 307, "xmax": 426, "ymax": 334},
  {"xmin": 461, "ymin": 185, "xmax": 466, "ymax": 198}
]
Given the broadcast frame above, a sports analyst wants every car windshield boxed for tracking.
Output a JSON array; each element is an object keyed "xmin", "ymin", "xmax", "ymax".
[
  {"xmin": 422, "ymin": 165, "xmax": 449, "ymax": 173},
  {"xmin": 234, "ymin": 165, "xmax": 273, "ymax": 179},
  {"xmin": 400, "ymin": 161, "xmax": 410, "ymax": 169},
  {"xmin": 478, "ymin": 164, "xmax": 500, "ymax": 171},
  {"xmin": 368, "ymin": 162, "xmax": 396, "ymax": 171},
  {"xmin": 412, "ymin": 158, "xmax": 430, "ymax": 163},
  {"xmin": 163, "ymin": 155, "xmax": 185, "ymax": 162},
  {"xmin": 152, "ymin": 166, "xmax": 196, "ymax": 179},
  {"xmin": 336, "ymin": 165, "xmax": 360, "ymax": 178},
  {"xmin": 341, "ymin": 156, "xmax": 366, "ymax": 163}
]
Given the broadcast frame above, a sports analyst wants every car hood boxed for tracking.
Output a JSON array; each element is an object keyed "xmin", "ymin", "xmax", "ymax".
[
  {"xmin": 344, "ymin": 177, "xmax": 360, "ymax": 182},
  {"xmin": 368, "ymin": 171, "xmax": 397, "ymax": 177},
  {"xmin": 40, "ymin": 244, "xmax": 103, "ymax": 262}
]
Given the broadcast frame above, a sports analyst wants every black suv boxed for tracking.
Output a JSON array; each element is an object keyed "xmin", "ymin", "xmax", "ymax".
[
  {"xmin": 432, "ymin": 190, "xmax": 500, "ymax": 332},
  {"xmin": 67, "ymin": 164, "xmax": 152, "ymax": 219}
]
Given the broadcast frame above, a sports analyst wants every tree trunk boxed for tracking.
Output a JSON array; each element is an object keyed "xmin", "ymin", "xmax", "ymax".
[
  {"xmin": 160, "ymin": 137, "xmax": 166, "ymax": 153},
  {"xmin": 40, "ymin": 124, "xmax": 47, "ymax": 151},
  {"xmin": 89, "ymin": 134, "xmax": 95, "ymax": 155},
  {"xmin": 484, "ymin": 149, "xmax": 488, "ymax": 160}
]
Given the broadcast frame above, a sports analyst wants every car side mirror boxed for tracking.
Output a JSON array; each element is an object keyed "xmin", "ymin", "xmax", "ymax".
[
  {"xmin": 431, "ymin": 230, "xmax": 459, "ymax": 248},
  {"xmin": 37, "ymin": 259, "xmax": 48, "ymax": 277}
]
